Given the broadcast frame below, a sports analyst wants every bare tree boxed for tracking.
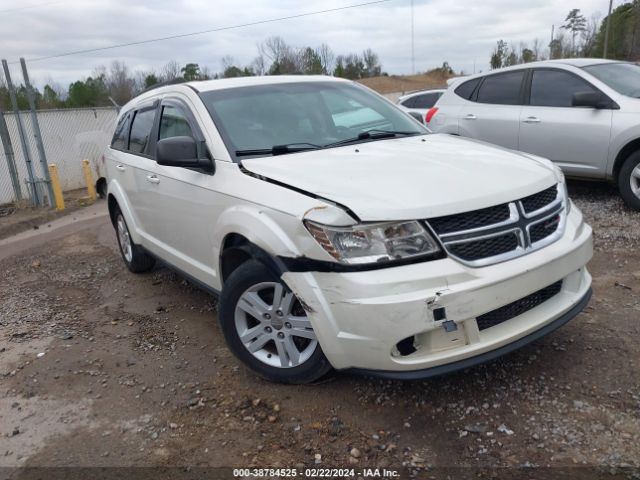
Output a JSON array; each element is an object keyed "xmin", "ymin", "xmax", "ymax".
[
  {"xmin": 581, "ymin": 14, "xmax": 600, "ymax": 56},
  {"xmin": 251, "ymin": 55, "xmax": 266, "ymax": 76},
  {"xmin": 221, "ymin": 55, "xmax": 235, "ymax": 72},
  {"xmin": 317, "ymin": 43, "xmax": 334, "ymax": 75},
  {"xmin": 261, "ymin": 36, "xmax": 289, "ymax": 63},
  {"xmin": 362, "ymin": 48, "xmax": 381, "ymax": 77},
  {"xmin": 106, "ymin": 61, "xmax": 135, "ymax": 105},
  {"xmin": 160, "ymin": 60, "xmax": 181, "ymax": 81},
  {"xmin": 200, "ymin": 66, "xmax": 213, "ymax": 80},
  {"xmin": 532, "ymin": 38, "xmax": 545, "ymax": 61}
]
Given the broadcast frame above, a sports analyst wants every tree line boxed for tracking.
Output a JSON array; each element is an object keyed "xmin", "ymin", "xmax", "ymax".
[
  {"xmin": 489, "ymin": 3, "xmax": 640, "ymax": 69},
  {"xmin": 0, "ymin": 36, "xmax": 385, "ymax": 111}
]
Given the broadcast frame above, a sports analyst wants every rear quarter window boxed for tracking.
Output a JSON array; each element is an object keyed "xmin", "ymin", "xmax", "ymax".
[
  {"xmin": 111, "ymin": 113, "xmax": 130, "ymax": 151},
  {"xmin": 454, "ymin": 78, "xmax": 481, "ymax": 100},
  {"xmin": 412, "ymin": 93, "xmax": 441, "ymax": 109}
]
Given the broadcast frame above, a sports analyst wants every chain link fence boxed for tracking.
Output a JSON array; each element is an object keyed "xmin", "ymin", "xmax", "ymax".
[{"xmin": 0, "ymin": 107, "xmax": 118, "ymax": 206}]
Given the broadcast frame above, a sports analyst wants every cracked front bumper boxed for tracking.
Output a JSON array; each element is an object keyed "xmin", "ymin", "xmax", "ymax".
[{"xmin": 282, "ymin": 204, "xmax": 593, "ymax": 374}]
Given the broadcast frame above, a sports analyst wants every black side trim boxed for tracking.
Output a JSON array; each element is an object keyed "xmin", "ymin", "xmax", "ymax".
[
  {"xmin": 345, "ymin": 287, "xmax": 592, "ymax": 380},
  {"xmin": 140, "ymin": 247, "xmax": 220, "ymax": 297},
  {"xmin": 279, "ymin": 250, "xmax": 446, "ymax": 273}
]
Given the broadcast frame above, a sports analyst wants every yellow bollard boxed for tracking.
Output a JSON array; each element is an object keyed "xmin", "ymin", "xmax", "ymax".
[
  {"xmin": 82, "ymin": 159, "xmax": 97, "ymax": 201},
  {"xmin": 48, "ymin": 164, "xmax": 65, "ymax": 210}
]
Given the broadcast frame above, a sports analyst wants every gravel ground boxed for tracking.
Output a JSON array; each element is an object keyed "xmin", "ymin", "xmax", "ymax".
[{"xmin": 0, "ymin": 181, "xmax": 639, "ymax": 480}]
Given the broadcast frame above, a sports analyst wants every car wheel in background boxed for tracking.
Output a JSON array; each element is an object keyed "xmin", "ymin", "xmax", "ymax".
[
  {"xmin": 219, "ymin": 260, "xmax": 332, "ymax": 384},
  {"xmin": 618, "ymin": 151, "xmax": 640, "ymax": 210},
  {"xmin": 113, "ymin": 208, "xmax": 156, "ymax": 273}
]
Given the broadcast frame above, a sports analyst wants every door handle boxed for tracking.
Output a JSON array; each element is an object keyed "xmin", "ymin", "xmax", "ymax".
[
  {"xmin": 146, "ymin": 174, "xmax": 160, "ymax": 184},
  {"xmin": 523, "ymin": 116, "xmax": 541, "ymax": 124},
  {"xmin": 464, "ymin": 114, "xmax": 477, "ymax": 120},
  {"xmin": 115, "ymin": 164, "xmax": 125, "ymax": 172}
]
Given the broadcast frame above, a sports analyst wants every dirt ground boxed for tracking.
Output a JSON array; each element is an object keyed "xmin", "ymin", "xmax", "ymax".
[
  {"xmin": 358, "ymin": 71, "xmax": 453, "ymax": 94},
  {"xmin": 0, "ymin": 181, "xmax": 639, "ymax": 479},
  {"xmin": 0, "ymin": 189, "xmax": 96, "ymax": 241}
]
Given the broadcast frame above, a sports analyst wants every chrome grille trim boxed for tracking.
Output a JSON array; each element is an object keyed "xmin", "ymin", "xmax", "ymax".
[
  {"xmin": 438, "ymin": 203, "xmax": 520, "ymax": 240},
  {"xmin": 426, "ymin": 184, "xmax": 566, "ymax": 267}
]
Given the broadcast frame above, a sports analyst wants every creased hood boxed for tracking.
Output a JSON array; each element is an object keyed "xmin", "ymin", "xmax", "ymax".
[{"xmin": 241, "ymin": 134, "xmax": 558, "ymax": 221}]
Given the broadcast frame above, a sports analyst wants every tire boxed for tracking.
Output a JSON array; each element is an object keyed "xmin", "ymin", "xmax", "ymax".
[
  {"xmin": 113, "ymin": 207, "xmax": 156, "ymax": 273},
  {"xmin": 618, "ymin": 150, "xmax": 640, "ymax": 210},
  {"xmin": 96, "ymin": 178, "xmax": 107, "ymax": 199},
  {"xmin": 219, "ymin": 260, "xmax": 332, "ymax": 384}
]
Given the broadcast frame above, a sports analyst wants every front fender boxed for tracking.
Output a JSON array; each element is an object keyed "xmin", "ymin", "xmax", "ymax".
[
  {"xmin": 212, "ymin": 205, "xmax": 303, "ymax": 277},
  {"xmin": 608, "ymin": 126, "xmax": 640, "ymax": 177}
]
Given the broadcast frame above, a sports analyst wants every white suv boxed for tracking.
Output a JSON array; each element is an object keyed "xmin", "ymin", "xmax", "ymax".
[
  {"xmin": 428, "ymin": 59, "xmax": 640, "ymax": 209},
  {"xmin": 105, "ymin": 75, "xmax": 593, "ymax": 384}
]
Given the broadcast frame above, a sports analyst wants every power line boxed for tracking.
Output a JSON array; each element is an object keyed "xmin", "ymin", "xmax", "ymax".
[
  {"xmin": 20, "ymin": 0, "xmax": 396, "ymax": 63},
  {"xmin": 0, "ymin": 1, "xmax": 66, "ymax": 14}
]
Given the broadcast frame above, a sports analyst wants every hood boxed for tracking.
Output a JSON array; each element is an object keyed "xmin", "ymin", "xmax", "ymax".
[{"xmin": 241, "ymin": 134, "xmax": 557, "ymax": 221}]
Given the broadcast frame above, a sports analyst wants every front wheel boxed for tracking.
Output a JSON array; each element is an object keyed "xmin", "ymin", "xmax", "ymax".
[
  {"xmin": 219, "ymin": 260, "xmax": 332, "ymax": 384},
  {"xmin": 618, "ymin": 151, "xmax": 640, "ymax": 210}
]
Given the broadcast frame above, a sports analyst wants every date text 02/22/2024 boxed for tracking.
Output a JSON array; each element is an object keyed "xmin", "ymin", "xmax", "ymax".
[{"xmin": 232, "ymin": 468, "xmax": 400, "ymax": 478}]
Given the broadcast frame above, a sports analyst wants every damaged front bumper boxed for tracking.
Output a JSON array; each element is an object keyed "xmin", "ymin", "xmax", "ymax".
[{"xmin": 281, "ymin": 204, "xmax": 593, "ymax": 376}]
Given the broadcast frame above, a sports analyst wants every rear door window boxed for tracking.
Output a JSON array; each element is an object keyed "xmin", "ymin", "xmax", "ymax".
[
  {"xmin": 128, "ymin": 108, "xmax": 157, "ymax": 154},
  {"xmin": 476, "ymin": 71, "xmax": 525, "ymax": 105},
  {"xmin": 530, "ymin": 69, "xmax": 598, "ymax": 107}
]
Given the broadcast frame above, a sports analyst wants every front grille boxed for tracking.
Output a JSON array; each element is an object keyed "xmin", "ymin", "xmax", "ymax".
[
  {"xmin": 429, "ymin": 204, "xmax": 510, "ymax": 235},
  {"xmin": 425, "ymin": 184, "xmax": 564, "ymax": 266},
  {"xmin": 448, "ymin": 233, "xmax": 519, "ymax": 261},
  {"xmin": 530, "ymin": 214, "xmax": 561, "ymax": 243},
  {"xmin": 476, "ymin": 281, "xmax": 563, "ymax": 331},
  {"xmin": 521, "ymin": 186, "xmax": 558, "ymax": 213}
]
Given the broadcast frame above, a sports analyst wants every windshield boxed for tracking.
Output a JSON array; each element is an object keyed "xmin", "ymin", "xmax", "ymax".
[
  {"xmin": 199, "ymin": 81, "xmax": 426, "ymax": 160},
  {"xmin": 583, "ymin": 63, "xmax": 640, "ymax": 97}
]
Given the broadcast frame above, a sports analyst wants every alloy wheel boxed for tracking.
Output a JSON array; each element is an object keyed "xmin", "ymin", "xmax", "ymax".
[
  {"xmin": 630, "ymin": 164, "xmax": 640, "ymax": 199},
  {"xmin": 234, "ymin": 282, "xmax": 317, "ymax": 368},
  {"xmin": 116, "ymin": 215, "xmax": 133, "ymax": 263}
]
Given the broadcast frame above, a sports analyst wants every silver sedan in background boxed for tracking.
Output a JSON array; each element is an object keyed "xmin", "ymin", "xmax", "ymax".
[{"xmin": 428, "ymin": 59, "xmax": 640, "ymax": 210}]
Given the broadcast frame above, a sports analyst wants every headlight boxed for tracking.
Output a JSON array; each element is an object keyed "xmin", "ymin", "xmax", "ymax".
[
  {"xmin": 304, "ymin": 220, "xmax": 441, "ymax": 265},
  {"xmin": 554, "ymin": 165, "xmax": 571, "ymax": 213},
  {"xmin": 554, "ymin": 165, "xmax": 565, "ymax": 184}
]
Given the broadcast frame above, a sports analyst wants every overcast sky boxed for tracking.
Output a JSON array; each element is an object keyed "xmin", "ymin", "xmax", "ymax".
[{"xmin": 0, "ymin": 0, "xmax": 619, "ymax": 88}]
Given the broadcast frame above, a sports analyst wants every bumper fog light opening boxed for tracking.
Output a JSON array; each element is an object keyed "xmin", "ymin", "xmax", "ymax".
[{"xmin": 395, "ymin": 336, "xmax": 417, "ymax": 356}]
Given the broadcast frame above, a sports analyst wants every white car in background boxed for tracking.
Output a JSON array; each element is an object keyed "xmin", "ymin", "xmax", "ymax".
[
  {"xmin": 397, "ymin": 89, "xmax": 445, "ymax": 123},
  {"xmin": 105, "ymin": 75, "xmax": 592, "ymax": 384},
  {"xmin": 427, "ymin": 59, "xmax": 640, "ymax": 210}
]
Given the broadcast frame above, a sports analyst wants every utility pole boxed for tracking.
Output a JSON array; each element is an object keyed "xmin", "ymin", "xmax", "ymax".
[
  {"xmin": 410, "ymin": 0, "xmax": 415, "ymax": 74},
  {"xmin": 604, "ymin": 0, "xmax": 614, "ymax": 58},
  {"xmin": 20, "ymin": 58, "xmax": 54, "ymax": 206},
  {"xmin": 2, "ymin": 59, "xmax": 40, "ymax": 206}
]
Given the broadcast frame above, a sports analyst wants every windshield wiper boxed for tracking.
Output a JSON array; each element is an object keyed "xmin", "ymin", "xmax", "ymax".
[
  {"xmin": 324, "ymin": 129, "xmax": 421, "ymax": 148},
  {"xmin": 235, "ymin": 142, "xmax": 324, "ymax": 157}
]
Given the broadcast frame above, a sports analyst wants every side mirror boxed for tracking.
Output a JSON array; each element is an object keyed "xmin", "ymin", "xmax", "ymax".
[
  {"xmin": 156, "ymin": 136, "xmax": 212, "ymax": 171},
  {"xmin": 408, "ymin": 111, "xmax": 425, "ymax": 124},
  {"xmin": 572, "ymin": 91, "xmax": 608, "ymax": 109}
]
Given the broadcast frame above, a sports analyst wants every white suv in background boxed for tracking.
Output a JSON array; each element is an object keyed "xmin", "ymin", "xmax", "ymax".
[
  {"xmin": 105, "ymin": 75, "xmax": 592, "ymax": 384},
  {"xmin": 396, "ymin": 89, "xmax": 445, "ymax": 122},
  {"xmin": 428, "ymin": 59, "xmax": 640, "ymax": 209}
]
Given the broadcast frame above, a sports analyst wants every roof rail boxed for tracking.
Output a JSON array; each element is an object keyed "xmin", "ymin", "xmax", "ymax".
[{"xmin": 140, "ymin": 77, "xmax": 189, "ymax": 95}]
